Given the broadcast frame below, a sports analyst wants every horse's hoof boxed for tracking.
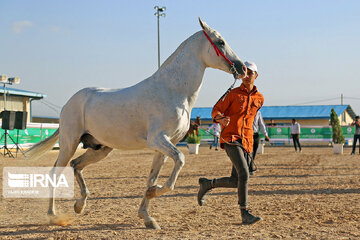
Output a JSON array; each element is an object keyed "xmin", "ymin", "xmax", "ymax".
[
  {"xmin": 144, "ymin": 218, "xmax": 161, "ymax": 230},
  {"xmin": 145, "ymin": 185, "xmax": 162, "ymax": 199},
  {"xmin": 47, "ymin": 210, "xmax": 56, "ymax": 216},
  {"xmin": 74, "ymin": 199, "xmax": 85, "ymax": 214}
]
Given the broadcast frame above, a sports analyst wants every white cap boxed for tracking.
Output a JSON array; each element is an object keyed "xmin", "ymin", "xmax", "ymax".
[{"xmin": 245, "ymin": 61, "xmax": 258, "ymax": 73}]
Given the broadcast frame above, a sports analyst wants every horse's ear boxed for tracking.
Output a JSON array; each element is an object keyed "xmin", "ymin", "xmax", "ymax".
[
  {"xmin": 199, "ymin": 17, "xmax": 210, "ymax": 32},
  {"xmin": 199, "ymin": 17, "xmax": 205, "ymax": 29}
]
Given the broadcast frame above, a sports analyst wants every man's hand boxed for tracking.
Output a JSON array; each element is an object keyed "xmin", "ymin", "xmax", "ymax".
[
  {"xmin": 215, "ymin": 115, "xmax": 230, "ymax": 126},
  {"xmin": 220, "ymin": 117, "xmax": 230, "ymax": 126},
  {"xmin": 265, "ymin": 136, "xmax": 270, "ymax": 142}
]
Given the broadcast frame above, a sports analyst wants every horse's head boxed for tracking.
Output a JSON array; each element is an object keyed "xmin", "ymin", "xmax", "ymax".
[{"xmin": 199, "ymin": 18, "xmax": 247, "ymax": 79}]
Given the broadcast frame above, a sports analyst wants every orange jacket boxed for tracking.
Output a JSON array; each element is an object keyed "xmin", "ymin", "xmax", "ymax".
[{"xmin": 212, "ymin": 84, "xmax": 264, "ymax": 153}]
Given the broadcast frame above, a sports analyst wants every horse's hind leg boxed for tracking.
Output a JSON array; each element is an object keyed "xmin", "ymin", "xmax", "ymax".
[
  {"xmin": 48, "ymin": 140, "xmax": 78, "ymax": 216},
  {"xmin": 138, "ymin": 152, "xmax": 167, "ymax": 229},
  {"xmin": 70, "ymin": 146, "xmax": 113, "ymax": 214}
]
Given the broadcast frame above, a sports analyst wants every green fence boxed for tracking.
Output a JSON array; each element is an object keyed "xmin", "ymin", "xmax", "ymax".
[
  {"xmin": 1, "ymin": 124, "xmax": 355, "ymax": 147},
  {"xmin": 0, "ymin": 123, "xmax": 58, "ymax": 148},
  {"xmin": 199, "ymin": 128, "xmax": 214, "ymax": 140},
  {"xmin": 197, "ymin": 125, "xmax": 356, "ymax": 144},
  {"xmin": 264, "ymin": 126, "xmax": 355, "ymax": 142}
]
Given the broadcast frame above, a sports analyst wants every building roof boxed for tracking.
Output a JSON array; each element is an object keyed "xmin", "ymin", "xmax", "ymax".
[
  {"xmin": 260, "ymin": 105, "xmax": 356, "ymax": 120},
  {"xmin": 0, "ymin": 86, "xmax": 46, "ymax": 99},
  {"xmin": 191, "ymin": 107, "xmax": 213, "ymax": 120},
  {"xmin": 191, "ymin": 105, "xmax": 357, "ymax": 121}
]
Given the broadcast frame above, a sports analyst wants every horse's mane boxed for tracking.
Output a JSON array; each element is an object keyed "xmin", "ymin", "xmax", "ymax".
[{"xmin": 158, "ymin": 31, "xmax": 201, "ymax": 71}]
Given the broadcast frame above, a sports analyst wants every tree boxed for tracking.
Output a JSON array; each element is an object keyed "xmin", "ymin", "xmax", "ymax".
[{"xmin": 330, "ymin": 108, "xmax": 345, "ymax": 144}]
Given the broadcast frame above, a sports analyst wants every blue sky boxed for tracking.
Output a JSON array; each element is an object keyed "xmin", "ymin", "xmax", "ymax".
[{"xmin": 1, "ymin": 0, "xmax": 360, "ymax": 118}]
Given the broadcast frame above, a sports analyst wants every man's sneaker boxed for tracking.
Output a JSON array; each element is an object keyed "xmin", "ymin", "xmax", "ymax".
[
  {"xmin": 241, "ymin": 209, "xmax": 262, "ymax": 225},
  {"xmin": 249, "ymin": 171, "xmax": 254, "ymax": 175},
  {"xmin": 197, "ymin": 178, "xmax": 213, "ymax": 206},
  {"xmin": 351, "ymin": 152, "xmax": 355, "ymax": 155}
]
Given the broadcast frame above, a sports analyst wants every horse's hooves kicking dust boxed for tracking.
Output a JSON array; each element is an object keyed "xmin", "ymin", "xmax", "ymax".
[{"xmin": 49, "ymin": 214, "xmax": 74, "ymax": 226}]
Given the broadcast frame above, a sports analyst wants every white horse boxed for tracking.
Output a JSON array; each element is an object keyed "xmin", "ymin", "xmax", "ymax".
[{"xmin": 25, "ymin": 18, "xmax": 247, "ymax": 229}]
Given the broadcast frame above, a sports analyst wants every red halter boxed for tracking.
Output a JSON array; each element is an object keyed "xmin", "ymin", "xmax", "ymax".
[
  {"xmin": 203, "ymin": 30, "xmax": 245, "ymax": 103},
  {"xmin": 202, "ymin": 30, "xmax": 234, "ymax": 67}
]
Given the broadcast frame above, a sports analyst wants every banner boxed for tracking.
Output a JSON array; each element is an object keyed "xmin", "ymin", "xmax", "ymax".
[
  {"xmin": 263, "ymin": 126, "xmax": 355, "ymax": 142},
  {"xmin": 3, "ymin": 123, "xmax": 352, "ymax": 146},
  {"xmin": 0, "ymin": 123, "xmax": 59, "ymax": 148},
  {"xmin": 194, "ymin": 125, "xmax": 355, "ymax": 143}
]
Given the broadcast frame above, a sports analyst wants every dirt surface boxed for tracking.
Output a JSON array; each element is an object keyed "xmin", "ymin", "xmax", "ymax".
[{"xmin": 1, "ymin": 146, "xmax": 360, "ymax": 239}]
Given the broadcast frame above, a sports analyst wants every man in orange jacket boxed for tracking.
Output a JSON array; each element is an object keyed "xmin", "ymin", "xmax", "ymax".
[{"xmin": 197, "ymin": 61, "xmax": 263, "ymax": 225}]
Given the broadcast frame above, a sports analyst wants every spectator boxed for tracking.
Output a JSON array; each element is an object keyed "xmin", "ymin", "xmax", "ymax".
[
  {"xmin": 208, "ymin": 123, "xmax": 221, "ymax": 150},
  {"xmin": 187, "ymin": 116, "xmax": 202, "ymax": 137},
  {"xmin": 267, "ymin": 119, "xmax": 276, "ymax": 127},
  {"xmin": 350, "ymin": 116, "xmax": 360, "ymax": 155},
  {"xmin": 290, "ymin": 118, "xmax": 302, "ymax": 152},
  {"xmin": 250, "ymin": 111, "xmax": 270, "ymax": 174}
]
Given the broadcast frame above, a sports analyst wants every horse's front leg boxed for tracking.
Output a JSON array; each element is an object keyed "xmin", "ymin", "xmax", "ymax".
[
  {"xmin": 138, "ymin": 152, "xmax": 167, "ymax": 229},
  {"xmin": 138, "ymin": 134, "xmax": 185, "ymax": 229},
  {"xmin": 146, "ymin": 134, "xmax": 185, "ymax": 198}
]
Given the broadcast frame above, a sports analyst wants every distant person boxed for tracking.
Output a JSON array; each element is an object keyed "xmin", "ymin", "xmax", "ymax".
[
  {"xmin": 187, "ymin": 116, "xmax": 202, "ymax": 137},
  {"xmin": 350, "ymin": 116, "xmax": 360, "ymax": 155},
  {"xmin": 197, "ymin": 61, "xmax": 263, "ymax": 225},
  {"xmin": 207, "ymin": 123, "xmax": 221, "ymax": 151},
  {"xmin": 250, "ymin": 111, "xmax": 270, "ymax": 174},
  {"xmin": 194, "ymin": 116, "xmax": 201, "ymax": 136},
  {"xmin": 267, "ymin": 119, "xmax": 276, "ymax": 127},
  {"xmin": 290, "ymin": 118, "xmax": 302, "ymax": 152}
]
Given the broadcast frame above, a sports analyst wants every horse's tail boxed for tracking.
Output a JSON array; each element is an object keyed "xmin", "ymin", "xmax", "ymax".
[{"xmin": 24, "ymin": 129, "xmax": 60, "ymax": 160}]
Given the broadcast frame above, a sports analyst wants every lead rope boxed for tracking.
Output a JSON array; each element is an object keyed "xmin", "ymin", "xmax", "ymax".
[{"xmin": 201, "ymin": 29, "xmax": 256, "ymax": 170}]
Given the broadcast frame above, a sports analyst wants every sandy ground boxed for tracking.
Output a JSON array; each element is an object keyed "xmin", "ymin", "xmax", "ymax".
[{"xmin": 0, "ymin": 146, "xmax": 360, "ymax": 239}]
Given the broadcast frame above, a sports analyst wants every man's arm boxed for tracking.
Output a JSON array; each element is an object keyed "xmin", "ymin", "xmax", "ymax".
[
  {"xmin": 207, "ymin": 124, "xmax": 215, "ymax": 131},
  {"xmin": 258, "ymin": 112, "xmax": 270, "ymax": 141},
  {"xmin": 297, "ymin": 123, "xmax": 301, "ymax": 138},
  {"xmin": 212, "ymin": 92, "xmax": 232, "ymax": 126}
]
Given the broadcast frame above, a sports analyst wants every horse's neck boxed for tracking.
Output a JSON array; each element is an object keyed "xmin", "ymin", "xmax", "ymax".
[{"xmin": 154, "ymin": 31, "xmax": 205, "ymax": 108}]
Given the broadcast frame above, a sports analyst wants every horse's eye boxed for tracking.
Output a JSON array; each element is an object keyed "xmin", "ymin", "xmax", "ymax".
[{"xmin": 218, "ymin": 40, "xmax": 225, "ymax": 46}]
